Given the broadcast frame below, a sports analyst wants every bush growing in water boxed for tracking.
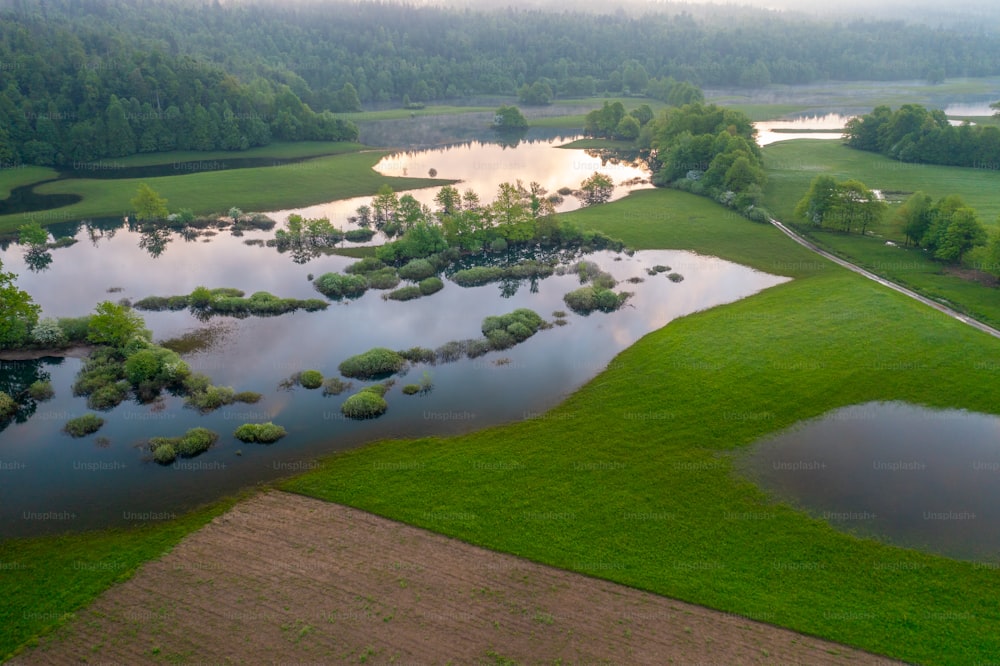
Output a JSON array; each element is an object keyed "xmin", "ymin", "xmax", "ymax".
[
  {"xmin": 344, "ymin": 257, "xmax": 386, "ymax": 274},
  {"xmin": 398, "ymin": 258, "xmax": 437, "ymax": 281},
  {"xmin": 667, "ymin": 272, "xmax": 685, "ymax": 282},
  {"xmin": 313, "ymin": 272, "xmax": 368, "ymax": 300},
  {"xmin": 364, "ymin": 267, "xmax": 400, "ymax": 290},
  {"xmin": 563, "ymin": 286, "xmax": 631, "ymax": 315},
  {"xmin": 152, "ymin": 443, "xmax": 176, "ymax": 464},
  {"xmin": 340, "ymin": 387, "xmax": 389, "ymax": 419},
  {"xmin": 385, "ymin": 285, "xmax": 422, "ymax": 301},
  {"xmin": 344, "ymin": 228, "xmax": 376, "ymax": 242},
  {"xmin": 27, "ymin": 381, "xmax": 54, "ymax": 401},
  {"xmin": 149, "ymin": 427, "xmax": 220, "ymax": 462},
  {"xmin": 64, "ymin": 413, "xmax": 104, "ymax": 437},
  {"xmin": 451, "ymin": 266, "xmax": 504, "ymax": 287},
  {"xmin": 234, "ymin": 422, "xmax": 288, "ymax": 443},
  {"xmin": 418, "ymin": 276, "xmax": 444, "ymax": 295},
  {"xmin": 322, "ymin": 377, "xmax": 352, "ymax": 396},
  {"xmin": 399, "ymin": 347, "xmax": 437, "ymax": 364},
  {"xmin": 338, "ymin": 347, "xmax": 407, "ymax": 379},
  {"xmin": 481, "ymin": 309, "xmax": 544, "ymax": 348},
  {"xmin": 0, "ymin": 392, "xmax": 16, "ymax": 419},
  {"xmin": 299, "ymin": 370, "xmax": 323, "ymax": 389},
  {"xmin": 402, "ymin": 384, "xmax": 421, "ymax": 395}
]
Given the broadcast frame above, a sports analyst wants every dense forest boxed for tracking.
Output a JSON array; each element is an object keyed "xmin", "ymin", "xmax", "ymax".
[
  {"xmin": 5, "ymin": 0, "xmax": 1000, "ymax": 166},
  {"xmin": 844, "ymin": 104, "xmax": 1000, "ymax": 167}
]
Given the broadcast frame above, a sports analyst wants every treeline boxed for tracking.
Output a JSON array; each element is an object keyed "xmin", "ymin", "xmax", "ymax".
[
  {"xmin": 8, "ymin": 0, "xmax": 1000, "ymax": 109},
  {"xmin": 844, "ymin": 104, "xmax": 1000, "ymax": 167},
  {"xmin": 646, "ymin": 103, "xmax": 769, "ymax": 222},
  {"xmin": 0, "ymin": 11, "xmax": 357, "ymax": 166}
]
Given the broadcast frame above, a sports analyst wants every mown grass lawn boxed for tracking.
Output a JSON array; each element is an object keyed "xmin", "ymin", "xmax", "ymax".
[
  {"xmin": 764, "ymin": 139, "xmax": 1000, "ymax": 329},
  {"xmin": 281, "ymin": 188, "xmax": 1000, "ymax": 665}
]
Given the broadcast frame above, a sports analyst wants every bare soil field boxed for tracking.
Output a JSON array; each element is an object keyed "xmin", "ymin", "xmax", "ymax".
[{"xmin": 13, "ymin": 491, "xmax": 901, "ymax": 665}]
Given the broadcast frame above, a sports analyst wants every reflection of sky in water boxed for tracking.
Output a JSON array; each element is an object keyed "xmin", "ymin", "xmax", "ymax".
[
  {"xmin": 265, "ymin": 138, "xmax": 653, "ymax": 230},
  {"xmin": 742, "ymin": 402, "xmax": 1000, "ymax": 561},
  {"xmin": 754, "ymin": 114, "xmax": 852, "ymax": 146},
  {"xmin": 0, "ymin": 234, "xmax": 788, "ymax": 535}
]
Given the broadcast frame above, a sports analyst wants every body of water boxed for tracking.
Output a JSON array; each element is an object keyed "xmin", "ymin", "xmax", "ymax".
[{"xmin": 740, "ymin": 402, "xmax": 1000, "ymax": 561}]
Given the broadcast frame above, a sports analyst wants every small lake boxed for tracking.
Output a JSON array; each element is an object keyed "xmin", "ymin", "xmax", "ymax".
[
  {"xmin": 754, "ymin": 114, "xmax": 851, "ymax": 146},
  {"xmin": 740, "ymin": 402, "xmax": 1000, "ymax": 561},
  {"xmin": 265, "ymin": 136, "xmax": 652, "ymax": 233},
  {"xmin": 0, "ymin": 242, "xmax": 788, "ymax": 536}
]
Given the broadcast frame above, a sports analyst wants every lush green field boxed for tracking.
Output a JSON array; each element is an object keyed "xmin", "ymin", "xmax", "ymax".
[
  {"xmin": 763, "ymin": 139, "xmax": 1000, "ymax": 328},
  {"xmin": 280, "ymin": 189, "xmax": 1000, "ymax": 665},
  {"xmin": 2, "ymin": 151, "xmax": 451, "ymax": 233},
  {"xmin": 66, "ymin": 141, "xmax": 368, "ymax": 168},
  {"xmin": 0, "ymin": 166, "xmax": 58, "ymax": 200},
  {"xmin": 0, "ymin": 496, "xmax": 242, "ymax": 662},
  {"xmin": 4, "ymin": 188, "xmax": 1000, "ymax": 664},
  {"xmin": 333, "ymin": 104, "xmax": 494, "ymax": 122},
  {"xmin": 764, "ymin": 140, "xmax": 1000, "ymax": 225}
]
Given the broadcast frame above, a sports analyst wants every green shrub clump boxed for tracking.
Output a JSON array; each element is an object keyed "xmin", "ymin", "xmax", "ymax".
[
  {"xmin": 364, "ymin": 267, "xmax": 401, "ymax": 290},
  {"xmin": 338, "ymin": 347, "xmax": 407, "ymax": 379},
  {"xmin": 344, "ymin": 228, "xmax": 376, "ymax": 242},
  {"xmin": 64, "ymin": 413, "xmax": 105, "ymax": 437},
  {"xmin": 27, "ymin": 381, "xmax": 55, "ymax": 401},
  {"xmin": 313, "ymin": 272, "xmax": 368, "ymax": 299},
  {"xmin": 385, "ymin": 285, "xmax": 422, "ymax": 301},
  {"xmin": 563, "ymin": 286, "xmax": 631, "ymax": 314},
  {"xmin": 451, "ymin": 266, "xmax": 504, "ymax": 287},
  {"xmin": 667, "ymin": 272, "xmax": 685, "ymax": 282},
  {"xmin": 418, "ymin": 276, "xmax": 444, "ymax": 295},
  {"xmin": 152, "ymin": 443, "xmax": 177, "ymax": 464},
  {"xmin": 344, "ymin": 257, "xmax": 386, "ymax": 274},
  {"xmin": 299, "ymin": 370, "xmax": 324, "ymax": 389},
  {"xmin": 481, "ymin": 308, "xmax": 544, "ymax": 347},
  {"xmin": 402, "ymin": 384, "xmax": 421, "ymax": 395},
  {"xmin": 31, "ymin": 318, "xmax": 67, "ymax": 346},
  {"xmin": 149, "ymin": 427, "xmax": 219, "ymax": 461},
  {"xmin": 398, "ymin": 347, "xmax": 437, "ymax": 364},
  {"xmin": 398, "ymin": 258, "xmax": 437, "ymax": 281},
  {"xmin": 233, "ymin": 422, "xmax": 288, "ymax": 443},
  {"xmin": 340, "ymin": 387, "xmax": 389, "ymax": 419},
  {"xmin": 0, "ymin": 392, "xmax": 16, "ymax": 419}
]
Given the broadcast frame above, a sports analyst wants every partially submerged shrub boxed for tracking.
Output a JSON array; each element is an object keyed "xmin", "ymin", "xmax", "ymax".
[
  {"xmin": 340, "ymin": 388, "xmax": 389, "ymax": 419},
  {"xmin": 667, "ymin": 272, "xmax": 684, "ymax": 282},
  {"xmin": 152, "ymin": 443, "xmax": 176, "ymax": 464},
  {"xmin": 344, "ymin": 257, "xmax": 386, "ymax": 274},
  {"xmin": 313, "ymin": 272, "xmax": 368, "ymax": 299},
  {"xmin": 233, "ymin": 422, "xmax": 288, "ymax": 444},
  {"xmin": 418, "ymin": 276, "xmax": 444, "ymax": 295},
  {"xmin": 364, "ymin": 267, "xmax": 401, "ymax": 290},
  {"xmin": 0, "ymin": 392, "xmax": 16, "ymax": 419},
  {"xmin": 299, "ymin": 370, "xmax": 324, "ymax": 389},
  {"xmin": 322, "ymin": 377, "xmax": 352, "ymax": 396},
  {"xmin": 87, "ymin": 381, "xmax": 129, "ymax": 411},
  {"xmin": 176, "ymin": 427, "xmax": 219, "ymax": 457},
  {"xmin": 563, "ymin": 286, "xmax": 631, "ymax": 315},
  {"xmin": 27, "ymin": 381, "xmax": 54, "ymax": 401},
  {"xmin": 451, "ymin": 266, "xmax": 504, "ymax": 287},
  {"xmin": 398, "ymin": 347, "xmax": 437, "ymax": 364},
  {"xmin": 64, "ymin": 413, "xmax": 105, "ymax": 437},
  {"xmin": 435, "ymin": 340, "xmax": 466, "ymax": 363},
  {"xmin": 344, "ymin": 228, "xmax": 376, "ymax": 242},
  {"xmin": 402, "ymin": 384, "xmax": 421, "ymax": 395},
  {"xmin": 384, "ymin": 285, "xmax": 422, "ymax": 301},
  {"xmin": 338, "ymin": 347, "xmax": 407, "ymax": 379},
  {"xmin": 398, "ymin": 258, "xmax": 436, "ymax": 281}
]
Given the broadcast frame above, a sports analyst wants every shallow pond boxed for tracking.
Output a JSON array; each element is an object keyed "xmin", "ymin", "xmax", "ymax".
[
  {"xmin": 0, "ymin": 223, "xmax": 788, "ymax": 535},
  {"xmin": 754, "ymin": 113, "xmax": 852, "ymax": 146},
  {"xmin": 740, "ymin": 402, "xmax": 1000, "ymax": 561},
  {"xmin": 265, "ymin": 136, "xmax": 652, "ymax": 235}
]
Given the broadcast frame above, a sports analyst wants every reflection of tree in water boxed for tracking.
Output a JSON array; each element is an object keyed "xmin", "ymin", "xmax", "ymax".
[
  {"xmin": 493, "ymin": 128, "xmax": 528, "ymax": 149},
  {"xmin": 583, "ymin": 148, "xmax": 648, "ymax": 170},
  {"xmin": 138, "ymin": 225, "xmax": 172, "ymax": 258},
  {"xmin": 0, "ymin": 358, "xmax": 58, "ymax": 433},
  {"xmin": 23, "ymin": 246, "xmax": 52, "ymax": 272}
]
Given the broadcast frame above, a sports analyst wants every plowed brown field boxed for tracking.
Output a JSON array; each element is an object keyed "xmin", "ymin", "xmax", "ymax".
[{"xmin": 13, "ymin": 491, "xmax": 900, "ymax": 665}]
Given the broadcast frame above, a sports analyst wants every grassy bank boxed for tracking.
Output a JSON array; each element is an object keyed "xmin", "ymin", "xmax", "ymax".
[
  {"xmin": 0, "ymin": 495, "xmax": 243, "ymax": 661},
  {"xmin": 280, "ymin": 189, "xmax": 1000, "ymax": 665},
  {"xmin": 2, "ymin": 151, "xmax": 452, "ymax": 233},
  {"xmin": 0, "ymin": 166, "xmax": 58, "ymax": 200},
  {"xmin": 65, "ymin": 141, "xmax": 367, "ymax": 169},
  {"xmin": 763, "ymin": 139, "xmax": 1000, "ymax": 328}
]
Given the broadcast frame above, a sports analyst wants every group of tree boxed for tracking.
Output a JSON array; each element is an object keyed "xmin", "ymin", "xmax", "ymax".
[
  {"xmin": 338, "ymin": 179, "xmax": 623, "ymax": 266},
  {"xmin": 0, "ymin": 11, "xmax": 358, "ymax": 166},
  {"xmin": 583, "ymin": 101, "xmax": 655, "ymax": 141},
  {"xmin": 646, "ymin": 102, "xmax": 769, "ymax": 221},
  {"xmin": 795, "ymin": 176, "xmax": 888, "ymax": 235},
  {"xmin": 4, "ymin": 1, "xmax": 1000, "ymax": 165},
  {"xmin": 844, "ymin": 104, "xmax": 1000, "ymax": 167},
  {"xmin": 893, "ymin": 192, "xmax": 993, "ymax": 265}
]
